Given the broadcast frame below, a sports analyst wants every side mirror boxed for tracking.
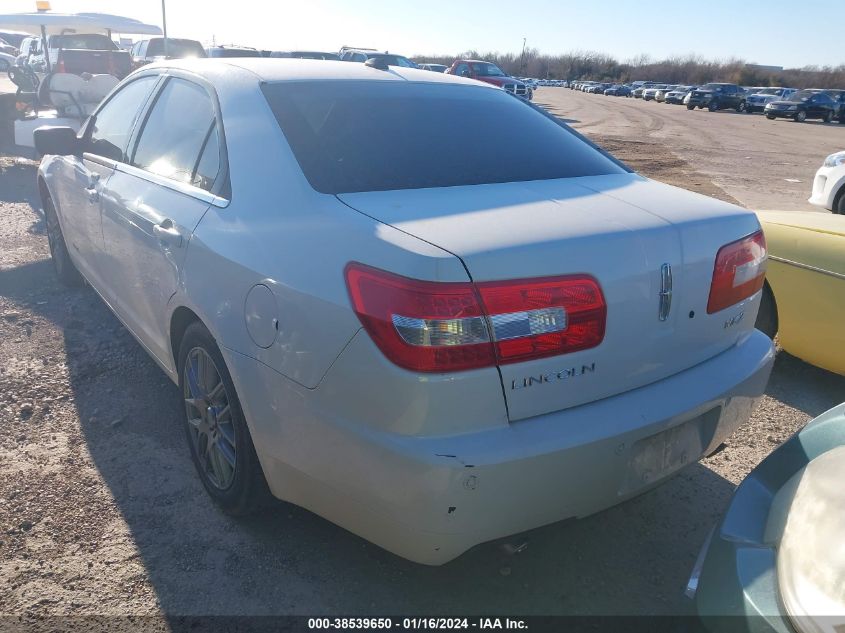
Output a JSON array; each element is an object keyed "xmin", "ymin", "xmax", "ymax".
[{"xmin": 33, "ymin": 126, "xmax": 79, "ymax": 156}]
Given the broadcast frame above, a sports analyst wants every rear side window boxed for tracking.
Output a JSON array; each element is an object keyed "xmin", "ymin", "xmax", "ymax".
[
  {"xmin": 261, "ymin": 81, "xmax": 626, "ymax": 194},
  {"xmin": 89, "ymin": 75, "xmax": 159, "ymax": 162},
  {"xmin": 132, "ymin": 77, "xmax": 220, "ymax": 188}
]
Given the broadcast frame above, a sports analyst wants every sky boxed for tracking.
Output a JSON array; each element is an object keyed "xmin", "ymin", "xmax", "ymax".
[{"xmin": 1, "ymin": 0, "xmax": 842, "ymax": 68}]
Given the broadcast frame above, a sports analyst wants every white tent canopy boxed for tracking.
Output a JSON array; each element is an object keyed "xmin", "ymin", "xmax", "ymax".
[{"xmin": 0, "ymin": 12, "xmax": 162, "ymax": 36}]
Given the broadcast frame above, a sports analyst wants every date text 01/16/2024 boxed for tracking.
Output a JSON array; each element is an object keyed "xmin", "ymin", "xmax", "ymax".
[{"xmin": 307, "ymin": 618, "xmax": 528, "ymax": 630}]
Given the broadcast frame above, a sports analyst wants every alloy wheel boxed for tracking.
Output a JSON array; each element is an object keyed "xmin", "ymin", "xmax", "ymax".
[{"xmin": 183, "ymin": 347, "xmax": 238, "ymax": 490}]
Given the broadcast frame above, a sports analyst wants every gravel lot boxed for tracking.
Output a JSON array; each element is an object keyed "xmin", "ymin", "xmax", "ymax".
[
  {"xmin": 535, "ymin": 87, "xmax": 845, "ymax": 211},
  {"xmin": 1, "ymin": 88, "xmax": 844, "ymax": 623}
]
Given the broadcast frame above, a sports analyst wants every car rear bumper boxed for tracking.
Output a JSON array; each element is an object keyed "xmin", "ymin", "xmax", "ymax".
[{"xmin": 228, "ymin": 330, "xmax": 774, "ymax": 565}]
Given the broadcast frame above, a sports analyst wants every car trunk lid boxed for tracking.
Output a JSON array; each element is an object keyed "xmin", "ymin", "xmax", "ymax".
[{"xmin": 339, "ymin": 173, "xmax": 762, "ymax": 421}]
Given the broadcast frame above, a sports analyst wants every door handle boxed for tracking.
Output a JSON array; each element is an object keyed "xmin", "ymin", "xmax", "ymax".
[{"xmin": 153, "ymin": 223, "xmax": 183, "ymax": 248}]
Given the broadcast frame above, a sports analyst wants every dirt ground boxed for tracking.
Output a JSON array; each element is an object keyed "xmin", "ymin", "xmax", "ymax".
[
  {"xmin": 1, "ymin": 91, "xmax": 844, "ymax": 623},
  {"xmin": 536, "ymin": 87, "xmax": 845, "ymax": 211}
]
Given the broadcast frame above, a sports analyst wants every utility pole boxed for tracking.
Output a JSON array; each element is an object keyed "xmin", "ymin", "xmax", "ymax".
[
  {"xmin": 520, "ymin": 37, "xmax": 527, "ymax": 75},
  {"xmin": 161, "ymin": 0, "xmax": 169, "ymax": 58}
]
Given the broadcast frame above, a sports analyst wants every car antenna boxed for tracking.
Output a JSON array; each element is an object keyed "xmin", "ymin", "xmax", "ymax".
[{"xmin": 365, "ymin": 57, "xmax": 390, "ymax": 71}]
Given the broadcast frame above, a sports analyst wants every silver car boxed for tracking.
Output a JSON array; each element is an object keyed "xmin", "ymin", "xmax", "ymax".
[{"xmin": 34, "ymin": 59, "xmax": 775, "ymax": 565}]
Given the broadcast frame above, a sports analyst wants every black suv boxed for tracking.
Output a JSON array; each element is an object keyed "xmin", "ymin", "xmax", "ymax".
[{"xmin": 686, "ymin": 83, "xmax": 747, "ymax": 112}]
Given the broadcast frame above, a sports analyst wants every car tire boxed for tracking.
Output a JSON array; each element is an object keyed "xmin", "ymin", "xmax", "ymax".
[
  {"xmin": 178, "ymin": 321, "xmax": 269, "ymax": 516},
  {"xmin": 823, "ymin": 111, "xmax": 833, "ymax": 123},
  {"xmin": 755, "ymin": 282, "xmax": 778, "ymax": 340},
  {"xmin": 794, "ymin": 111, "xmax": 806, "ymax": 122},
  {"xmin": 737, "ymin": 100, "xmax": 747, "ymax": 113},
  {"xmin": 835, "ymin": 190, "xmax": 845, "ymax": 215},
  {"xmin": 766, "ymin": 114, "xmax": 776, "ymax": 120},
  {"xmin": 708, "ymin": 101, "xmax": 719, "ymax": 112},
  {"xmin": 686, "ymin": 104, "xmax": 694, "ymax": 110},
  {"xmin": 43, "ymin": 193, "xmax": 84, "ymax": 287}
]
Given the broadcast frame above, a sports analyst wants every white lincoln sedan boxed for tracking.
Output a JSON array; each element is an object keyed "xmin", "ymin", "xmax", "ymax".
[{"xmin": 34, "ymin": 59, "xmax": 775, "ymax": 565}]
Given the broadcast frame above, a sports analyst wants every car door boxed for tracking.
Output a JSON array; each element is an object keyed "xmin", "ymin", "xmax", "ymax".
[
  {"xmin": 99, "ymin": 74, "xmax": 227, "ymax": 369},
  {"xmin": 815, "ymin": 94, "xmax": 835, "ymax": 119},
  {"xmin": 49, "ymin": 74, "xmax": 161, "ymax": 291},
  {"xmin": 723, "ymin": 85, "xmax": 736, "ymax": 107}
]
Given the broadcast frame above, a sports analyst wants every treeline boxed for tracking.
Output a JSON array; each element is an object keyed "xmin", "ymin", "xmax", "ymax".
[{"xmin": 413, "ymin": 49, "xmax": 845, "ymax": 89}]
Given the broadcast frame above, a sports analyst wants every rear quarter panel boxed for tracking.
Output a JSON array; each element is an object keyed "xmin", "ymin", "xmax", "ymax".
[{"xmin": 761, "ymin": 220, "xmax": 845, "ymax": 375}]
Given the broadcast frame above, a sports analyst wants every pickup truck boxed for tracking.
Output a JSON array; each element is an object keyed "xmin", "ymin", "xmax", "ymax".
[
  {"xmin": 446, "ymin": 59, "xmax": 532, "ymax": 99},
  {"xmin": 25, "ymin": 33, "xmax": 131, "ymax": 79}
]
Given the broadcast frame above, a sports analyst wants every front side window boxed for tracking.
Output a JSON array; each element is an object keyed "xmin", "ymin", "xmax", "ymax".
[
  {"xmin": 88, "ymin": 75, "xmax": 160, "ymax": 162},
  {"xmin": 473, "ymin": 63, "xmax": 506, "ymax": 77},
  {"xmin": 262, "ymin": 80, "xmax": 626, "ymax": 194},
  {"xmin": 132, "ymin": 77, "xmax": 220, "ymax": 188}
]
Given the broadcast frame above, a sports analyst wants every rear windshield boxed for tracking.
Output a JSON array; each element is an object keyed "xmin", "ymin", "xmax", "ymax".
[
  {"xmin": 261, "ymin": 81, "xmax": 626, "ymax": 194},
  {"xmin": 50, "ymin": 34, "xmax": 117, "ymax": 50},
  {"xmin": 147, "ymin": 38, "xmax": 206, "ymax": 58}
]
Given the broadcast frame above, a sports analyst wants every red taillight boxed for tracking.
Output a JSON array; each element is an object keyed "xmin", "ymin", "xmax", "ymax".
[
  {"xmin": 477, "ymin": 276, "xmax": 606, "ymax": 365},
  {"xmin": 707, "ymin": 230, "xmax": 767, "ymax": 314},
  {"xmin": 55, "ymin": 57, "xmax": 66, "ymax": 73},
  {"xmin": 345, "ymin": 263, "xmax": 606, "ymax": 373}
]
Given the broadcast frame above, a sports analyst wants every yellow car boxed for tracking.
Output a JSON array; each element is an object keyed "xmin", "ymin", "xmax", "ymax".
[{"xmin": 755, "ymin": 211, "xmax": 845, "ymax": 376}]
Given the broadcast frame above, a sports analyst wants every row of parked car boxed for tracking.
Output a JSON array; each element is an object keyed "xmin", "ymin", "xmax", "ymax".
[
  {"xmin": 2, "ymin": 32, "xmax": 550, "ymax": 103},
  {"xmin": 571, "ymin": 79, "xmax": 845, "ymax": 124}
]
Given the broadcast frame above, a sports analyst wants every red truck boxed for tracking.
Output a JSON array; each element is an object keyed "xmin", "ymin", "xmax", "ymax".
[{"xmin": 447, "ymin": 59, "xmax": 532, "ymax": 100}]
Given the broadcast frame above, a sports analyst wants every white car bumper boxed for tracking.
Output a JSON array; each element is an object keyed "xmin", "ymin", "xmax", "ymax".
[
  {"xmin": 227, "ymin": 329, "xmax": 774, "ymax": 565},
  {"xmin": 809, "ymin": 164, "xmax": 845, "ymax": 210}
]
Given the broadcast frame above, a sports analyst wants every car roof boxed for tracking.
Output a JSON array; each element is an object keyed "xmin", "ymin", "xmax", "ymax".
[{"xmin": 143, "ymin": 58, "xmax": 493, "ymax": 87}]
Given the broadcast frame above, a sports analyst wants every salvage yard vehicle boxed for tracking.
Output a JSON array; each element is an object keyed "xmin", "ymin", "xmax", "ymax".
[
  {"xmin": 764, "ymin": 89, "xmax": 838, "ymax": 123},
  {"xmin": 686, "ymin": 83, "xmax": 747, "ymax": 112},
  {"xmin": 130, "ymin": 37, "xmax": 206, "ymax": 68},
  {"xmin": 642, "ymin": 84, "xmax": 669, "ymax": 101},
  {"xmin": 810, "ymin": 150, "xmax": 845, "ymax": 214},
  {"xmin": 269, "ymin": 51, "xmax": 341, "ymax": 61},
  {"xmin": 604, "ymin": 84, "xmax": 631, "ymax": 96},
  {"xmin": 745, "ymin": 87, "xmax": 797, "ymax": 113},
  {"xmin": 206, "ymin": 45, "xmax": 262, "ymax": 58},
  {"xmin": 339, "ymin": 48, "xmax": 417, "ymax": 68},
  {"xmin": 35, "ymin": 58, "xmax": 774, "ymax": 565},
  {"xmin": 447, "ymin": 58, "xmax": 531, "ymax": 99},
  {"xmin": 418, "ymin": 62, "xmax": 447, "ymax": 72},
  {"xmin": 664, "ymin": 85, "xmax": 693, "ymax": 104},
  {"xmin": 692, "ymin": 402, "xmax": 845, "ymax": 632},
  {"xmin": 27, "ymin": 32, "xmax": 132, "ymax": 78},
  {"xmin": 754, "ymin": 211, "xmax": 845, "ymax": 376}
]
